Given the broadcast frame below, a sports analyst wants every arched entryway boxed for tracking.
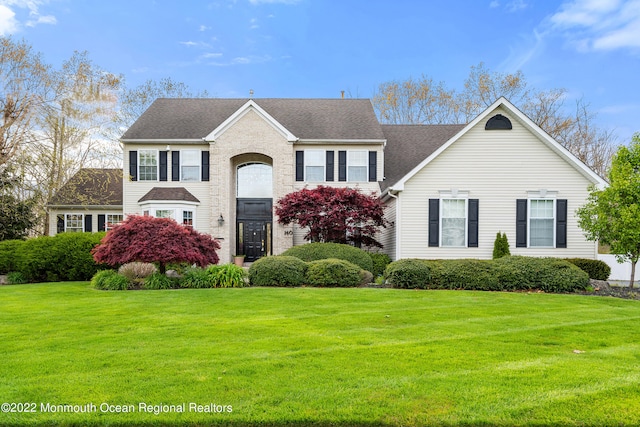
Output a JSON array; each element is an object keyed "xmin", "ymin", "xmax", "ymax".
[{"xmin": 236, "ymin": 162, "xmax": 273, "ymax": 261}]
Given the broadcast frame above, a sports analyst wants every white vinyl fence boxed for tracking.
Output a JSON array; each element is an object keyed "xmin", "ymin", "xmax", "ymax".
[{"xmin": 597, "ymin": 254, "xmax": 634, "ymax": 284}]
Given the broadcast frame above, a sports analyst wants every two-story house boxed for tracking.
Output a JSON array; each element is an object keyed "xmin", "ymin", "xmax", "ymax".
[{"xmin": 49, "ymin": 97, "xmax": 606, "ymax": 264}]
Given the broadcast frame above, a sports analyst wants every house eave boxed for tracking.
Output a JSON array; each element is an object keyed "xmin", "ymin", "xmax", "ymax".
[
  {"xmin": 47, "ymin": 205, "xmax": 123, "ymax": 210},
  {"xmin": 120, "ymin": 139, "xmax": 206, "ymax": 144},
  {"xmin": 295, "ymin": 139, "xmax": 387, "ymax": 145}
]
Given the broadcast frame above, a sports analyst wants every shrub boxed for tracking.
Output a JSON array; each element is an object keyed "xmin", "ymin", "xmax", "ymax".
[
  {"xmin": 305, "ymin": 258, "xmax": 362, "ymax": 287},
  {"xmin": 13, "ymin": 232, "xmax": 105, "ymax": 282},
  {"xmin": 384, "ymin": 259, "xmax": 432, "ymax": 289},
  {"xmin": 494, "ymin": 256, "xmax": 589, "ymax": 293},
  {"xmin": 119, "ymin": 262, "xmax": 158, "ymax": 287},
  {"xmin": 385, "ymin": 256, "xmax": 589, "ymax": 293},
  {"xmin": 428, "ymin": 259, "xmax": 501, "ymax": 291},
  {"xmin": 0, "ymin": 240, "xmax": 25, "ymax": 274},
  {"xmin": 91, "ymin": 270, "xmax": 129, "ymax": 291},
  {"xmin": 369, "ymin": 252, "xmax": 392, "ymax": 277},
  {"xmin": 564, "ymin": 258, "xmax": 611, "ymax": 281},
  {"xmin": 144, "ymin": 272, "xmax": 176, "ymax": 290},
  {"xmin": 7, "ymin": 271, "xmax": 27, "ymax": 285},
  {"xmin": 249, "ymin": 256, "xmax": 308, "ymax": 287},
  {"xmin": 282, "ymin": 242, "xmax": 373, "ymax": 273},
  {"xmin": 208, "ymin": 264, "xmax": 246, "ymax": 288},
  {"xmin": 492, "ymin": 232, "xmax": 511, "ymax": 259}
]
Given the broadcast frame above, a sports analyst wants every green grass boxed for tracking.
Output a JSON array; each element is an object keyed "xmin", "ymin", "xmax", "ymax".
[{"xmin": 1, "ymin": 283, "xmax": 640, "ymax": 426}]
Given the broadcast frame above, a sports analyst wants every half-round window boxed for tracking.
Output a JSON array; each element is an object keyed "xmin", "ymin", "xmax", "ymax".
[
  {"xmin": 237, "ymin": 163, "xmax": 273, "ymax": 198},
  {"xmin": 485, "ymin": 114, "xmax": 512, "ymax": 130}
]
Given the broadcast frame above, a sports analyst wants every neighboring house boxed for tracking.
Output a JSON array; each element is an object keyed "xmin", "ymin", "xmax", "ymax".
[
  {"xmin": 49, "ymin": 97, "xmax": 606, "ymax": 264},
  {"xmin": 47, "ymin": 168, "xmax": 123, "ymax": 235}
]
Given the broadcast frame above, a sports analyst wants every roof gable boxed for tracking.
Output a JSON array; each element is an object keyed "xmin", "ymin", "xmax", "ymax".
[
  {"xmin": 386, "ymin": 97, "xmax": 606, "ymax": 192},
  {"xmin": 138, "ymin": 187, "xmax": 200, "ymax": 204},
  {"xmin": 205, "ymin": 100, "xmax": 296, "ymax": 142}
]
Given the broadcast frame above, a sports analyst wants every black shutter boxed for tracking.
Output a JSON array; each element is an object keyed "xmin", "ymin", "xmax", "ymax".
[
  {"xmin": 159, "ymin": 151, "xmax": 168, "ymax": 181},
  {"xmin": 84, "ymin": 214, "xmax": 92, "ymax": 232},
  {"xmin": 368, "ymin": 151, "xmax": 377, "ymax": 182},
  {"xmin": 98, "ymin": 214, "xmax": 106, "ymax": 232},
  {"xmin": 57, "ymin": 215, "xmax": 65, "ymax": 234},
  {"xmin": 516, "ymin": 199, "xmax": 527, "ymax": 248},
  {"xmin": 129, "ymin": 151, "xmax": 137, "ymax": 181},
  {"xmin": 172, "ymin": 151, "xmax": 180, "ymax": 181},
  {"xmin": 202, "ymin": 151, "xmax": 210, "ymax": 181},
  {"xmin": 338, "ymin": 151, "xmax": 347, "ymax": 182},
  {"xmin": 326, "ymin": 151, "xmax": 334, "ymax": 181},
  {"xmin": 468, "ymin": 199, "xmax": 479, "ymax": 248},
  {"xmin": 556, "ymin": 199, "xmax": 568, "ymax": 248},
  {"xmin": 295, "ymin": 151, "xmax": 304, "ymax": 181},
  {"xmin": 428, "ymin": 199, "xmax": 440, "ymax": 247}
]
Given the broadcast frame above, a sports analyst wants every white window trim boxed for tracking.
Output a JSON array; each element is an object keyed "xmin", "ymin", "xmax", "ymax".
[
  {"xmin": 439, "ymin": 191, "xmax": 469, "ymax": 248},
  {"xmin": 181, "ymin": 149, "xmax": 201, "ymax": 182},
  {"xmin": 65, "ymin": 213, "xmax": 84, "ymax": 232},
  {"xmin": 138, "ymin": 149, "xmax": 159, "ymax": 182},
  {"xmin": 304, "ymin": 149, "xmax": 325, "ymax": 183},
  {"xmin": 105, "ymin": 213, "xmax": 124, "ymax": 231},
  {"xmin": 139, "ymin": 203, "xmax": 198, "ymax": 228},
  {"xmin": 527, "ymin": 191, "xmax": 557, "ymax": 248},
  {"xmin": 347, "ymin": 150, "xmax": 368, "ymax": 182}
]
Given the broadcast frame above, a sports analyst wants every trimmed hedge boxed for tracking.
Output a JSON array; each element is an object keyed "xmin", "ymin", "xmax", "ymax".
[
  {"xmin": 305, "ymin": 258, "xmax": 362, "ymax": 287},
  {"xmin": 10, "ymin": 232, "xmax": 106, "ymax": 282},
  {"xmin": 0, "ymin": 239, "xmax": 25, "ymax": 274},
  {"xmin": 564, "ymin": 258, "xmax": 611, "ymax": 281},
  {"xmin": 282, "ymin": 242, "xmax": 373, "ymax": 273},
  {"xmin": 384, "ymin": 256, "xmax": 589, "ymax": 293},
  {"xmin": 249, "ymin": 256, "xmax": 308, "ymax": 287}
]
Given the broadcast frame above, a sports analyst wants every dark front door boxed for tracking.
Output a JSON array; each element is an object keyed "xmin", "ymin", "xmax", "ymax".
[{"xmin": 237, "ymin": 198, "xmax": 272, "ymax": 262}]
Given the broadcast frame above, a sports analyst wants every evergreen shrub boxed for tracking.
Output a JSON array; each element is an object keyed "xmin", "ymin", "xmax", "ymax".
[
  {"xmin": 0, "ymin": 239, "xmax": 25, "ymax": 274},
  {"xmin": 305, "ymin": 258, "xmax": 362, "ymax": 287},
  {"xmin": 564, "ymin": 258, "xmax": 611, "ymax": 281},
  {"xmin": 282, "ymin": 242, "xmax": 373, "ymax": 273},
  {"xmin": 492, "ymin": 232, "xmax": 511, "ymax": 259},
  {"xmin": 384, "ymin": 259, "xmax": 432, "ymax": 289},
  {"xmin": 369, "ymin": 252, "xmax": 392, "ymax": 277},
  {"xmin": 248, "ymin": 256, "xmax": 307, "ymax": 287}
]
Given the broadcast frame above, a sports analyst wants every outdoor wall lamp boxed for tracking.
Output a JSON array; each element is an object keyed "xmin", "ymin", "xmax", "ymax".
[{"xmin": 218, "ymin": 214, "xmax": 225, "ymax": 227}]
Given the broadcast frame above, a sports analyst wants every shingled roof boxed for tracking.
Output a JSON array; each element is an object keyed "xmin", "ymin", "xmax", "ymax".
[
  {"xmin": 138, "ymin": 187, "xmax": 200, "ymax": 203},
  {"xmin": 381, "ymin": 124, "xmax": 465, "ymax": 191},
  {"xmin": 121, "ymin": 98, "xmax": 386, "ymax": 141},
  {"xmin": 48, "ymin": 168, "xmax": 123, "ymax": 207}
]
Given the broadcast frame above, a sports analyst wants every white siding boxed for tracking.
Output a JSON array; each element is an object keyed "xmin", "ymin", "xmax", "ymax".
[
  {"xmin": 397, "ymin": 106, "xmax": 598, "ymax": 260},
  {"xmin": 123, "ymin": 143, "xmax": 212, "ymax": 233},
  {"xmin": 379, "ymin": 197, "xmax": 397, "ymax": 260}
]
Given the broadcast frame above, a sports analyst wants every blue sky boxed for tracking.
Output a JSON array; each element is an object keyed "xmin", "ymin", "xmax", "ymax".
[{"xmin": 0, "ymin": 0, "xmax": 638, "ymax": 142}]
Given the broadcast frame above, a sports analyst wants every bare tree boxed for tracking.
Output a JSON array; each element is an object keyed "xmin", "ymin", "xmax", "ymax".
[
  {"xmin": 372, "ymin": 63, "xmax": 617, "ymax": 176},
  {"xmin": 0, "ymin": 36, "xmax": 49, "ymax": 168}
]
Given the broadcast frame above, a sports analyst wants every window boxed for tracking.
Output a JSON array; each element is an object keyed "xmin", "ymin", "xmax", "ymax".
[
  {"xmin": 183, "ymin": 211, "xmax": 193, "ymax": 227},
  {"xmin": 181, "ymin": 149, "xmax": 200, "ymax": 182},
  {"xmin": 155, "ymin": 209, "xmax": 174, "ymax": 219},
  {"xmin": 237, "ymin": 163, "xmax": 273, "ymax": 198},
  {"xmin": 347, "ymin": 151, "xmax": 368, "ymax": 182},
  {"xmin": 106, "ymin": 214, "xmax": 123, "ymax": 231},
  {"xmin": 139, "ymin": 150, "xmax": 158, "ymax": 181},
  {"xmin": 529, "ymin": 199, "xmax": 554, "ymax": 247},
  {"xmin": 441, "ymin": 199, "xmax": 467, "ymax": 247},
  {"xmin": 65, "ymin": 214, "xmax": 84, "ymax": 232},
  {"xmin": 305, "ymin": 150, "xmax": 324, "ymax": 182}
]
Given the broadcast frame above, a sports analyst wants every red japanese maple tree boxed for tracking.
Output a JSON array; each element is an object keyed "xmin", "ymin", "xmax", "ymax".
[
  {"xmin": 275, "ymin": 186, "xmax": 389, "ymax": 248},
  {"xmin": 92, "ymin": 215, "xmax": 220, "ymax": 273}
]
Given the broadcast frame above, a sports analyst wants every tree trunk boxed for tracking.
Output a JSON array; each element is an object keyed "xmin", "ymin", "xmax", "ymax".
[{"xmin": 630, "ymin": 260, "xmax": 637, "ymax": 289}]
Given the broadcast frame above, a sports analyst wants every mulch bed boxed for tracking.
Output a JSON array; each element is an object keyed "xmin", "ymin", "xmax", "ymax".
[{"xmin": 578, "ymin": 279, "xmax": 640, "ymax": 300}]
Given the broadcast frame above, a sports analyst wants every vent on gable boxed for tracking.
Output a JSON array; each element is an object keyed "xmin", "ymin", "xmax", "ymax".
[{"xmin": 485, "ymin": 114, "xmax": 512, "ymax": 130}]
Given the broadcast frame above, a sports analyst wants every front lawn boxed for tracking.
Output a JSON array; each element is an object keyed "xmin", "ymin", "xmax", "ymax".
[{"xmin": 1, "ymin": 283, "xmax": 640, "ymax": 426}]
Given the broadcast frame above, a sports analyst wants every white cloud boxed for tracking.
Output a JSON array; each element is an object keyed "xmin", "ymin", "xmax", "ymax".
[
  {"xmin": 549, "ymin": 0, "xmax": 640, "ymax": 51},
  {"xmin": 0, "ymin": 0, "xmax": 56, "ymax": 32},
  {"xmin": 0, "ymin": 4, "xmax": 19, "ymax": 34},
  {"xmin": 489, "ymin": 1, "xmax": 500, "ymax": 8}
]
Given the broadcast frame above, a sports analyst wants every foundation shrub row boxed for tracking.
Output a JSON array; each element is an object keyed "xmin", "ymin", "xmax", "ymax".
[{"xmin": 384, "ymin": 256, "xmax": 590, "ymax": 293}]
